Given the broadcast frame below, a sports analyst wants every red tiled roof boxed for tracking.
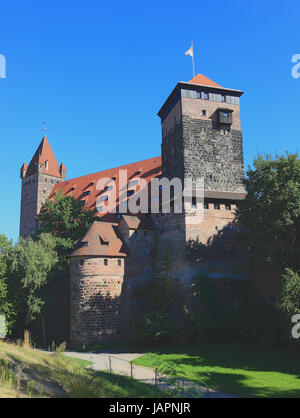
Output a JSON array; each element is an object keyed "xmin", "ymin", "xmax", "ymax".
[
  {"xmin": 70, "ymin": 221, "xmax": 128, "ymax": 257},
  {"xmin": 50, "ymin": 156, "xmax": 162, "ymax": 221},
  {"xmin": 26, "ymin": 136, "xmax": 62, "ymax": 178},
  {"xmin": 188, "ymin": 73, "xmax": 222, "ymax": 88}
]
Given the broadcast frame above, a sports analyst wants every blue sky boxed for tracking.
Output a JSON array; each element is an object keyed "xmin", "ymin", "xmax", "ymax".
[{"xmin": 0, "ymin": 0, "xmax": 299, "ymax": 241}]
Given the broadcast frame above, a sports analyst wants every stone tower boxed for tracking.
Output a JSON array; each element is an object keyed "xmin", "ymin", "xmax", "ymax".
[
  {"xmin": 157, "ymin": 73, "xmax": 246, "ymax": 248},
  {"xmin": 20, "ymin": 136, "xmax": 66, "ymax": 238},
  {"xmin": 158, "ymin": 73, "xmax": 245, "ymax": 195}
]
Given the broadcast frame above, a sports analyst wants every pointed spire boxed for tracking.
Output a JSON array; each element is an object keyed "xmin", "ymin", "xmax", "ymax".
[
  {"xmin": 20, "ymin": 162, "xmax": 28, "ymax": 179},
  {"xmin": 60, "ymin": 162, "xmax": 67, "ymax": 180},
  {"xmin": 25, "ymin": 136, "xmax": 62, "ymax": 178}
]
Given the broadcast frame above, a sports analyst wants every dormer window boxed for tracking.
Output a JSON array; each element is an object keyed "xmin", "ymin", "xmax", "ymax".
[
  {"xmin": 128, "ymin": 180, "xmax": 138, "ymax": 187},
  {"xmin": 99, "ymin": 236, "xmax": 109, "ymax": 246}
]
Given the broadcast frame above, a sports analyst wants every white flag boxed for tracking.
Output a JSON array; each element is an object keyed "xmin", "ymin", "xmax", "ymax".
[{"xmin": 185, "ymin": 44, "xmax": 193, "ymax": 58}]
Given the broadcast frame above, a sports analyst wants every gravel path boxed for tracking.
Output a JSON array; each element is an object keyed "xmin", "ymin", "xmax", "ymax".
[{"xmin": 63, "ymin": 351, "xmax": 237, "ymax": 398}]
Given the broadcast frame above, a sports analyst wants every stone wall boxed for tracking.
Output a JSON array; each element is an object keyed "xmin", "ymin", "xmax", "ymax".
[
  {"xmin": 20, "ymin": 173, "xmax": 62, "ymax": 238},
  {"xmin": 70, "ymin": 256, "xmax": 125, "ymax": 346}
]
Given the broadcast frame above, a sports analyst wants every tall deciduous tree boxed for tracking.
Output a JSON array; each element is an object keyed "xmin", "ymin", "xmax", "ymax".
[
  {"xmin": 7, "ymin": 234, "xmax": 58, "ymax": 330},
  {"xmin": 0, "ymin": 235, "xmax": 14, "ymax": 332},
  {"xmin": 236, "ymin": 153, "xmax": 300, "ymax": 272}
]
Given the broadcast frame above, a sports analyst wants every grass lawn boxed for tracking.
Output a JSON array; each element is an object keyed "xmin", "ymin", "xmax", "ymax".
[
  {"xmin": 0, "ymin": 340, "xmax": 169, "ymax": 398},
  {"xmin": 133, "ymin": 342, "xmax": 300, "ymax": 398}
]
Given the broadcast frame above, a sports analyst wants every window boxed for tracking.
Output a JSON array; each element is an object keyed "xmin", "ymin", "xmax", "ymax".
[
  {"xmin": 80, "ymin": 259, "xmax": 85, "ymax": 266},
  {"xmin": 136, "ymin": 170, "xmax": 141, "ymax": 175},
  {"xmin": 122, "ymin": 202, "xmax": 127, "ymax": 208},
  {"xmin": 117, "ymin": 214, "xmax": 121, "ymax": 220},
  {"xmin": 191, "ymin": 197, "xmax": 197, "ymax": 209},
  {"xmin": 82, "ymin": 191, "xmax": 91, "ymax": 197},
  {"xmin": 99, "ymin": 195, "xmax": 108, "ymax": 202},
  {"xmin": 127, "ymin": 190, "xmax": 134, "ymax": 197},
  {"xmin": 98, "ymin": 206, "xmax": 104, "ymax": 212},
  {"xmin": 203, "ymin": 92, "xmax": 209, "ymax": 100},
  {"xmin": 221, "ymin": 95, "xmax": 226, "ymax": 102},
  {"xmin": 225, "ymin": 203, "xmax": 231, "ymax": 211},
  {"xmin": 104, "ymin": 259, "xmax": 108, "ymax": 266},
  {"xmin": 80, "ymin": 200, "xmax": 86, "ymax": 206},
  {"xmin": 100, "ymin": 237, "xmax": 109, "ymax": 246},
  {"xmin": 222, "ymin": 112, "xmax": 229, "ymax": 118},
  {"xmin": 118, "ymin": 259, "xmax": 121, "ymax": 266},
  {"xmin": 128, "ymin": 180, "xmax": 138, "ymax": 187},
  {"xmin": 105, "ymin": 185, "xmax": 113, "ymax": 191},
  {"xmin": 196, "ymin": 92, "xmax": 201, "ymax": 99},
  {"xmin": 202, "ymin": 110, "xmax": 206, "ymax": 116},
  {"xmin": 214, "ymin": 203, "xmax": 220, "ymax": 210},
  {"xmin": 204, "ymin": 202, "xmax": 209, "ymax": 210},
  {"xmin": 45, "ymin": 161, "xmax": 49, "ymax": 170}
]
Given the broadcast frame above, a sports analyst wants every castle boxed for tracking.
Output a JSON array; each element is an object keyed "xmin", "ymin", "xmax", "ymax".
[{"xmin": 20, "ymin": 73, "xmax": 246, "ymax": 346}]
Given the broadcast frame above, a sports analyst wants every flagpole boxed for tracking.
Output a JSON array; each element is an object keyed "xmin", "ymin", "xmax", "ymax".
[{"xmin": 192, "ymin": 41, "xmax": 195, "ymax": 78}]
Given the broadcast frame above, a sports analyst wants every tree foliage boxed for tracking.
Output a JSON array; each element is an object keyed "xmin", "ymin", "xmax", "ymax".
[
  {"xmin": 0, "ymin": 235, "xmax": 14, "ymax": 330},
  {"xmin": 279, "ymin": 269, "xmax": 300, "ymax": 316},
  {"xmin": 7, "ymin": 234, "xmax": 58, "ymax": 327},
  {"xmin": 236, "ymin": 152, "xmax": 300, "ymax": 272},
  {"xmin": 37, "ymin": 192, "xmax": 95, "ymax": 243}
]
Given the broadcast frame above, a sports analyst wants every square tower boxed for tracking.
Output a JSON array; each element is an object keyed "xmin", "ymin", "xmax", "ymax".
[
  {"xmin": 158, "ymin": 73, "xmax": 245, "ymax": 197},
  {"xmin": 20, "ymin": 136, "xmax": 66, "ymax": 238}
]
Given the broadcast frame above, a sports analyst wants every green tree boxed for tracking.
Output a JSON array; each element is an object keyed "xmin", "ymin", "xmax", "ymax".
[
  {"xmin": 279, "ymin": 269, "xmax": 300, "ymax": 316},
  {"xmin": 7, "ymin": 234, "xmax": 58, "ymax": 332},
  {"xmin": 37, "ymin": 191, "xmax": 95, "ymax": 242},
  {"xmin": 236, "ymin": 153, "xmax": 300, "ymax": 272},
  {"xmin": 0, "ymin": 235, "xmax": 14, "ymax": 332}
]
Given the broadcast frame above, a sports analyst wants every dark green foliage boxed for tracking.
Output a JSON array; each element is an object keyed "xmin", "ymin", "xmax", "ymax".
[
  {"xmin": 7, "ymin": 234, "xmax": 58, "ymax": 336},
  {"xmin": 0, "ymin": 235, "xmax": 14, "ymax": 332},
  {"xmin": 131, "ymin": 276, "xmax": 183, "ymax": 347},
  {"xmin": 279, "ymin": 269, "xmax": 300, "ymax": 316},
  {"xmin": 37, "ymin": 191, "xmax": 95, "ymax": 244},
  {"xmin": 236, "ymin": 153, "xmax": 300, "ymax": 272},
  {"xmin": 183, "ymin": 273, "xmax": 283, "ymax": 347}
]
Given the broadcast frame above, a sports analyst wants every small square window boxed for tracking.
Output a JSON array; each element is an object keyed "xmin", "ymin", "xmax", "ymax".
[
  {"xmin": 104, "ymin": 259, "xmax": 108, "ymax": 266},
  {"xmin": 214, "ymin": 203, "xmax": 220, "ymax": 210},
  {"xmin": 225, "ymin": 204, "xmax": 231, "ymax": 211},
  {"xmin": 202, "ymin": 110, "xmax": 206, "ymax": 116},
  {"xmin": 222, "ymin": 112, "xmax": 229, "ymax": 118}
]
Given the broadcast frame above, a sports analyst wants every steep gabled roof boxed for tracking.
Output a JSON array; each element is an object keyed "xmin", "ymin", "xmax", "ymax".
[
  {"xmin": 188, "ymin": 73, "xmax": 222, "ymax": 88},
  {"xmin": 26, "ymin": 136, "xmax": 62, "ymax": 178},
  {"xmin": 70, "ymin": 221, "xmax": 128, "ymax": 257},
  {"xmin": 51, "ymin": 156, "xmax": 162, "ymax": 221}
]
